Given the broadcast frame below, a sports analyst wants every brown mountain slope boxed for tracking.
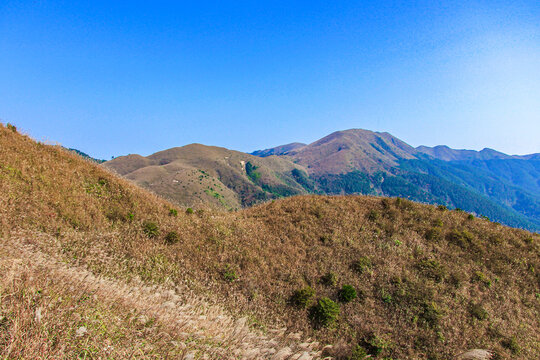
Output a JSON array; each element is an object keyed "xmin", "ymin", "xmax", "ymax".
[
  {"xmin": 252, "ymin": 142, "xmax": 307, "ymax": 157},
  {"xmin": 104, "ymin": 143, "xmax": 310, "ymax": 209},
  {"xmin": 1, "ymin": 123, "xmax": 539, "ymax": 359},
  {"xmin": 286, "ymin": 129, "xmax": 418, "ymax": 175},
  {"xmin": 0, "ymin": 123, "xmax": 321, "ymax": 359}
]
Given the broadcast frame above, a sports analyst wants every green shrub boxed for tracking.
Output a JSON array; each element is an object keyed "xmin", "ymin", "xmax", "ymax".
[
  {"xmin": 352, "ymin": 257, "xmax": 372, "ymax": 274},
  {"xmin": 367, "ymin": 210, "xmax": 380, "ymax": 221},
  {"xmin": 380, "ymin": 288, "xmax": 393, "ymax": 304},
  {"xmin": 448, "ymin": 229, "xmax": 475, "ymax": 248},
  {"xmin": 223, "ymin": 266, "xmax": 237, "ymax": 282},
  {"xmin": 338, "ymin": 285, "xmax": 357, "ymax": 303},
  {"xmin": 165, "ymin": 231, "xmax": 179, "ymax": 244},
  {"xmin": 320, "ymin": 271, "xmax": 338, "ymax": 286},
  {"xmin": 350, "ymin": 345, "xmax": 370, "ymax": 360},
  {"xmin": 245, "ymin": 161, "xmax": 261, "ymax": 183},
  {"xmin": 6, "ymin": 123, "xmax": 17, "ymax": 132},
  {"xmin": 472, "ymin": 271, "xmax": 491, "ymax": 287},
  {"xmin": 416, "ymin": 259, "xmax": 446, "ymax": 283},
  {"xmin": 291, "ymin": 287, "xmax": 315, "ymax": 308},
  {"xmin": 365, "ymin": 334, "xmax": 392, "ymax": 356},
  {"xmin": 311, "ymin": 297, "xmax": 340, "ymax": 327},
  {"xmin": 469, "ymin": 302, "xmax": 488, "ymax": 320},
  {"xmin": 419, "ymin": 301, "xmax": 443, "ymax": 328},
  {"xmin": 437, "ymin": 204, "xmax": 447, "ymax": 211},
  {"xmin": 142, "ymin": 221, "xmax": 159, "ymax": 238},
  {"xmin": 467, "ymin": 214, "xmax": 475, "ymax": 220},
  {"xmin": 169, "ymin": 208, "xmax": 178, "ymax": 217},
  {"xmin": 185, "ymin": 208, "xmax": 194, "ymax": 215},
  {"xmin": 425, "ymin": 227, "xmax": 442, "ymax": 241},
  {"xmin": 502, "ymin": 336, "xmax": 520, "ymax": 354},
  {"xmin": 395, "ymin": 197, "xmax": 413, "ymax": 210}
]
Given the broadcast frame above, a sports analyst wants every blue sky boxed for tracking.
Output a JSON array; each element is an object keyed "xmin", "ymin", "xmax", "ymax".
[{"xmin": 1, "ymin": 1, "xmax": 539, "ymax": 159}]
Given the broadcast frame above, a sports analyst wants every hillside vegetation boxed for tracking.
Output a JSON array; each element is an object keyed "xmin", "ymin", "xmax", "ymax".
[
  {"xmin": 104, "ymin": 144, "xmax": 310, "ymax": 210},
  {"xmin": 106, "ymin": 129, "xmax": 540, "ymax": 231},
  {"xmin": 1, "ymin": 123, "xmax": 539, "ymax": 359}
]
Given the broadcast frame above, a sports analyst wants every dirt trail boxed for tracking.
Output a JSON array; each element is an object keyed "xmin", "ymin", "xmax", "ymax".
[{"xmin": 0, "ymin": 235, "xmax": 327, "ymax": 359}]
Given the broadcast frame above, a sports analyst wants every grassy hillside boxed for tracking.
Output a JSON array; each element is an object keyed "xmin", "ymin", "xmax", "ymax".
[
  {"xmin": 1, "ymin": 123, "xmax": 539, "ymax": 359},
  {"xmin": 0, "ymin": 124, "xmax": 320, "ymax": 358},
  {"xmin": 104, "ymin": 129, "xmax": 540, "ymax": 231},
  {"xmin": 104, "ymin": 144, "xmax": 310, "ymax": 209}
]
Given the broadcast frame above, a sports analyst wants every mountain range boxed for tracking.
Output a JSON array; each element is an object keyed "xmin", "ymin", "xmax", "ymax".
[
  {"xmin": 104, "ymin": 129, "xmax": 540, "ymax": 231},
  {"xmin": 2, "ymin": 122, "xmax": 539, "ymax": 358}
]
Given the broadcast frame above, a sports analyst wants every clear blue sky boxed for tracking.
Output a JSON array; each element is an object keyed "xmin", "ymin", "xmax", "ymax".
[{"xmin": 1, "ymin": 1, "xmax": 539, "ymax": 159}]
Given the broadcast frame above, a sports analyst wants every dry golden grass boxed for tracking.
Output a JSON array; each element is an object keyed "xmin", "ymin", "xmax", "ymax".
[{"xmin": 1, "ymin": 123, "xmax": 539, "ymax": 359}]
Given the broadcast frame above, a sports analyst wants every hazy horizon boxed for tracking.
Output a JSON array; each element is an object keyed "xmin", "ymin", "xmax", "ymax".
[{"xmin": 1, "ymin": 1, "xmax": 539, "ymax": 159}]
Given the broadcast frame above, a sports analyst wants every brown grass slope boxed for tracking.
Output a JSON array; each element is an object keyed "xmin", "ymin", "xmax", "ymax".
[
  {"xmin": 0, "ymin": 124, "xmax": 321, "ymax": 359},
  {"xmin": 1, "ymin": 123, "xmax": 539, "ymax": 359},
  {"xmin": 252, "ymin": 143, "xmax": 307, "ymax": 157},
  {"xmin": 104, "ymin": 144, "xmax": 310, "ymax": 209}
]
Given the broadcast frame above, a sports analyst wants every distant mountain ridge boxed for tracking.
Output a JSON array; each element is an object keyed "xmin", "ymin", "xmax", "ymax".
[
  {"xmin": 105, "ymin": 128, "xmax": 540, "ymax": 231},
  {"xmin": 416, "ymin": 145, "xmax": 539, "ymax": 161}
]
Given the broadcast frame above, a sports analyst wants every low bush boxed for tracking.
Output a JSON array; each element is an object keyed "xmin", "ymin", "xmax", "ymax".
[
  {"xmin": 367, "ymin": 210, "xmax": 380, "ymax": 221},
  {"xmin": 338, "ymin": 285, "xmax": 357, "ymax": 303},
  {"xmin": 352, "ymin": 257, "xmax": 372, "ymax": 274},
  {"xmin": 350, "ymin": 345, "xmax": 370, "ymax": 360},
  {"xmin": 416, "ymin": 259, "xmax": 446, "ymax": 283},
  {"xmin": 223, "ymin": 266, "xmax": 237, "ymax": 282},
  {"xmin": 169, "ymin": 208, "xmax": 178, "ymax": 217},
  {"xmin": 164, "ymin": 231, "xmax": 179, "ymax": 244},
  {"xmin": 6, "ymin": 123, "xmax": 17, "ymax": 132},
  {"xmin": 364, "ymin": 334, "xmax": 392, "ymax": 356},
  {"xmin": 447, "ymin": 229, "xmax": 475, "ymax": 248},
  {"xmin": 472, "ymin": 271, "xmax": 492, "ymax": 287},
  {"xmin": 320, "ymin": 271, "xmax": 338, "ymax": 286},
  {"xmin": 291, "ymin": 287, "xmax": 315, "ymax": 308},
  {"xmin": 425, "ymin": 227, "xmax": 442, "ymax": 241},
  {"xmin": 502, "ymin": 336, "xmax": 520, "ymax": 354},
  {"xmin": 185, "ymin": 207, "xmax": 194, "ymax": 215},
  {"xmin": 142, "ymin": 221, "xmax": 159, "ymax": 238},
  {"xmin": 419, "ymin": 301, "xmax": 443, "ymax": 328},
  {"xmin": 469, "ymin": 302, "xmax": 488, "ymax": 320},
  {"xmin": 311, "ymin": 297, "xmax": 340, "ymax": 327}
]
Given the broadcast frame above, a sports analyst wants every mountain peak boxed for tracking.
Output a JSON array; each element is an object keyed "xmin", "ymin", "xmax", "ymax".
[{"xmin": 286, "ymin": 128, "xmax": 418, "ymax": 174}]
